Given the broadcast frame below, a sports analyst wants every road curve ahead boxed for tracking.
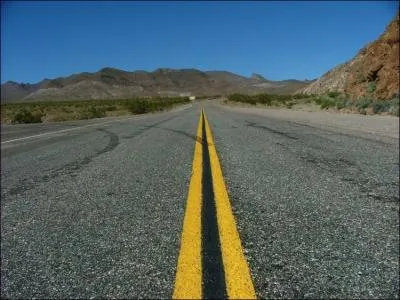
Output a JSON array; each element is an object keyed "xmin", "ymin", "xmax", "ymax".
[{"xmin": 1, "ymin": 101, "xmax": 399, "ymax": 299}]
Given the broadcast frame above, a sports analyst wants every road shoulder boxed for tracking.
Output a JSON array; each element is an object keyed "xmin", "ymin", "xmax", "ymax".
[{"xmin": 216, "ymin": 101, "xmax": 399, "ymax": 145}]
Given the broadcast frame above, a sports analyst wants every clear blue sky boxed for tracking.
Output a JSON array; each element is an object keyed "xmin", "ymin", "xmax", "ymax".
[{"xmin": 1, "ymin": 1, "xmax": 398, "ymax": 84}]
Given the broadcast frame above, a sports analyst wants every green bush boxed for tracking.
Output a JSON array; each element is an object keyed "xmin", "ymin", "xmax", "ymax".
[
  {"xmin": 12, "ymin": 109, "xmax": 43, "ymax": 124},
  {"xmin": 228, "ymin": 93, "xmax": 249, "ymax": 103},
  {"xmin": 61, "ymin": 106, "xmax": 71, "ymax": 113},
  {"xmin": 327, "ymin": 91, "xmax": 341, "ymax": 98},
  {"xmin": 227, "ymin": 93, "xmax": 296, "ymax": 106},
  {"xmin": 126, "ymin": 101, "xmax": 150, "ymax": 114},
  {"xmin": 314, "ymin": 96, "xmax": 336, "ymax": 109},
  {"xmin": 355, "ymin": 98, "xmax": 372, "ymax": 110},
  {"xmin": 285, "ymin": 102, "xmax": 294, "ymax": 109},
  {"xmin": 292, "ymin": 93, "xmax": 314, "ymax": 99},
  {"xmin": 371, "ymin": 101, "xmax": 392, "ymax": 113},
  {"xmin": 367, "ymin": 82, "xmax": 376, "ymax": 93},
  {"xmin": 81, "ymin": 105, "xmax": 106, "ymax": 119},
  {"xmin": 125, "ymin": 98, "xmax": 189, "ymax": 115},
  {"xmin": 390, "ymin": 105, "xmax": 399, "ymax": 116},
  {"xmin": 255, "ymin": 94, "xmax": 272, "ymax": 105},
  {"xmin": 335, "ymin": 99, "xmax": 346, "ymax": 110},
  {"xmin": 389, "ymin": 98, "xmax": 399, "ymax": 116},
  {"xmin": 106, "ymin": 105, "xmax": 117, "ymax": 111},
  {"xmin": 335, "ymin": 99, "xmax": 353, "ymax": 110}
]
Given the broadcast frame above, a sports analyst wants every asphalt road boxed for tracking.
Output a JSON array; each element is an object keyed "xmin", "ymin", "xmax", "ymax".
[{"xmin": 1, "ymin": 101, "xmax": 399, "ymax": 299}]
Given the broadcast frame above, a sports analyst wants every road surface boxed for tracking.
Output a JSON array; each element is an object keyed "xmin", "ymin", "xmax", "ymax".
[{"xmin": 1, "ymin": 101, "xmax": 399, "ymax": 299}]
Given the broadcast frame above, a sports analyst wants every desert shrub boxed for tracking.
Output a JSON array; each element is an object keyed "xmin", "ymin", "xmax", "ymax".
[
  {"xmin": 138, "ymin": 101, "xmax": 152, "ymax": 114},
  {"xmin": 228, "ymin": 93, "xmax": 316, "ymax": 107},
  {"xmin": 367, "ymin": 82, "xmax": 376, "ymax": 93},
  {"xmin": 126, "ymin": 100, "xmax": 150, "ymax": 114},
  {"xmin": 371, "ymin": 101, "xmax": 392, "ymax": 113},
  {"xmin": 390, "ymin": 105, "xmax": 399, "ymax": 116},
  {"xmin": 248, "ymin": 98, "xmax": 257, "ymax": 105},
  {"xmin": 355, "ymin": 98, "xmax": 373, "ymax": 110},
  {"xmin": 78, "ymin": 105, "xmax": 106, "ymax": 119},
  {"xmin": 285, "ymin": 102, "xmax": 294, "ymax": 109},
  {"xmin": 292, "ymin": 93, "xmax": 306, "ymax": 99},
  {"xmin": 125, "ymin": 98, "xmax": 187, "ymax": 114},
  {"xmin": 61, "ymin": 106, "xmax": 71, "ymax": 113},
  {"xmin": 275, "ymin": 94, "xmax": 291, "ymax": 103},
  {"xmin": 389, "ymin": 98, "xmax": 400, "ymax": 116},
  {"xmin": 255, "ymin": 94, "xmax": 272, "ymax": 105},
  {"xmin": 228, "ymin": 94, "xmax": 249, "ymax": 103},
  {"xmin": 335, "ymin": 99, "xmax": 346, "ymax": 110},
  {"xmin": 106, "ymin": 105, "xmax": 117, "ymax": 111},
  {"xmin": 327, "ymin": 91, "xmax": 341, "ymax": 98},
  {"xmin": 12, "ymin": 109, "xmax": 43, "ymax": 124},
  {"xmin": 335, "ymin": 98, "xmax": 353, "ymax": 110},
  {"xmin": 314, "ymin": 96, "xmax": 336, "ymax": 109},
  {"xmin": 91, "ymin": 105, "xmax": 107, "ymax": 117}
]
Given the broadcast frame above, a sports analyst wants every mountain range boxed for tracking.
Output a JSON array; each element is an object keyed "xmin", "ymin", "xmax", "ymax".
[
  {"xmin": 2, "ymin": 13, "xmax": 398, "ymax": 103},
  {"xmin": 0, "ymin": 69, "xmax": 313, "ymax": 103}
]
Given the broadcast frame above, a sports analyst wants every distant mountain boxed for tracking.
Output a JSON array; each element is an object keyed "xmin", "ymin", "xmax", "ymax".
[
  {"xmin": 1, "ymin": 68, "xmax": 312, "ymax": 103},
  {"xmin": 1, "ymin": 81, "xmax": 42, "ymax": 102},
  {"xmin": 298, "ymin": 13, "xmax": 399, "ymax": 100},
  {"xmin": 250, "ymin": 73, "xmax": 268, "ymax": 81}
]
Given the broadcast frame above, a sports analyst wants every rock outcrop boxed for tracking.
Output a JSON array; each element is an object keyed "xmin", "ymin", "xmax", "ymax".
[{"xmin": 299, "ymin": 13, "xmax": 399, "ymax": 100}]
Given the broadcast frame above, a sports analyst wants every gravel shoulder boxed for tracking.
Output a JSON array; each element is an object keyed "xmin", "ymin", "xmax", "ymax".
[{"xmin": 219, "ymin": 101, "xmax": 399, "ymax": 144}]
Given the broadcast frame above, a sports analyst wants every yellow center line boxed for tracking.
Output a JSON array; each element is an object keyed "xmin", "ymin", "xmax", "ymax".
[
  {"xmin": 203, "ymin": 111, "xmax": 257, "ymax": 299},
  {"xmin": 173, "ymin": 109, "xmax": 256, "ymax": 299},
  {"xmin": 172, "ymin": 111, "xmax": 203, "ymax": 299}
]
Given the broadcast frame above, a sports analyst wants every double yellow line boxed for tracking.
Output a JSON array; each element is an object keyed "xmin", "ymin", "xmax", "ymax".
[{"xmin": 173, "ymin": 110, "xmax": 256, "ymax": 299}]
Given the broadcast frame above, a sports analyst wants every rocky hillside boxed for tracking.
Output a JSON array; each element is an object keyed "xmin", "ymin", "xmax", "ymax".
[
  {"xmin": 299, "ymin": 13, "xmax": 399, "ymax": 100},
  {"xmin": 1, "ymin": 68, "xmax": 312, "ymax": 103}
]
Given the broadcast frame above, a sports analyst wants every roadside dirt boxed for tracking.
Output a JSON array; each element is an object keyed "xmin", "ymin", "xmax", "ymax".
[{"xmin": 219, "ymin": 101, "xmax": 399, "ymax": 145}]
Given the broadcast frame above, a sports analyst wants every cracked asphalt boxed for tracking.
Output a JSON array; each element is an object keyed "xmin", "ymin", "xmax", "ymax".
[{"xmin": 1, "ymin": 101, "xmax": 399, "ymax": 299}]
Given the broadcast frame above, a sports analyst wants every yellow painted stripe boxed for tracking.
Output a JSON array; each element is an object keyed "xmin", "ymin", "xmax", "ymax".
[
  {"xmin": 203, "ymin": 111, "xmax": 257, "ymax": 299},
  {"xmin": 172, "ymin": 111, "xmax": 203, "ymax": 299}
]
